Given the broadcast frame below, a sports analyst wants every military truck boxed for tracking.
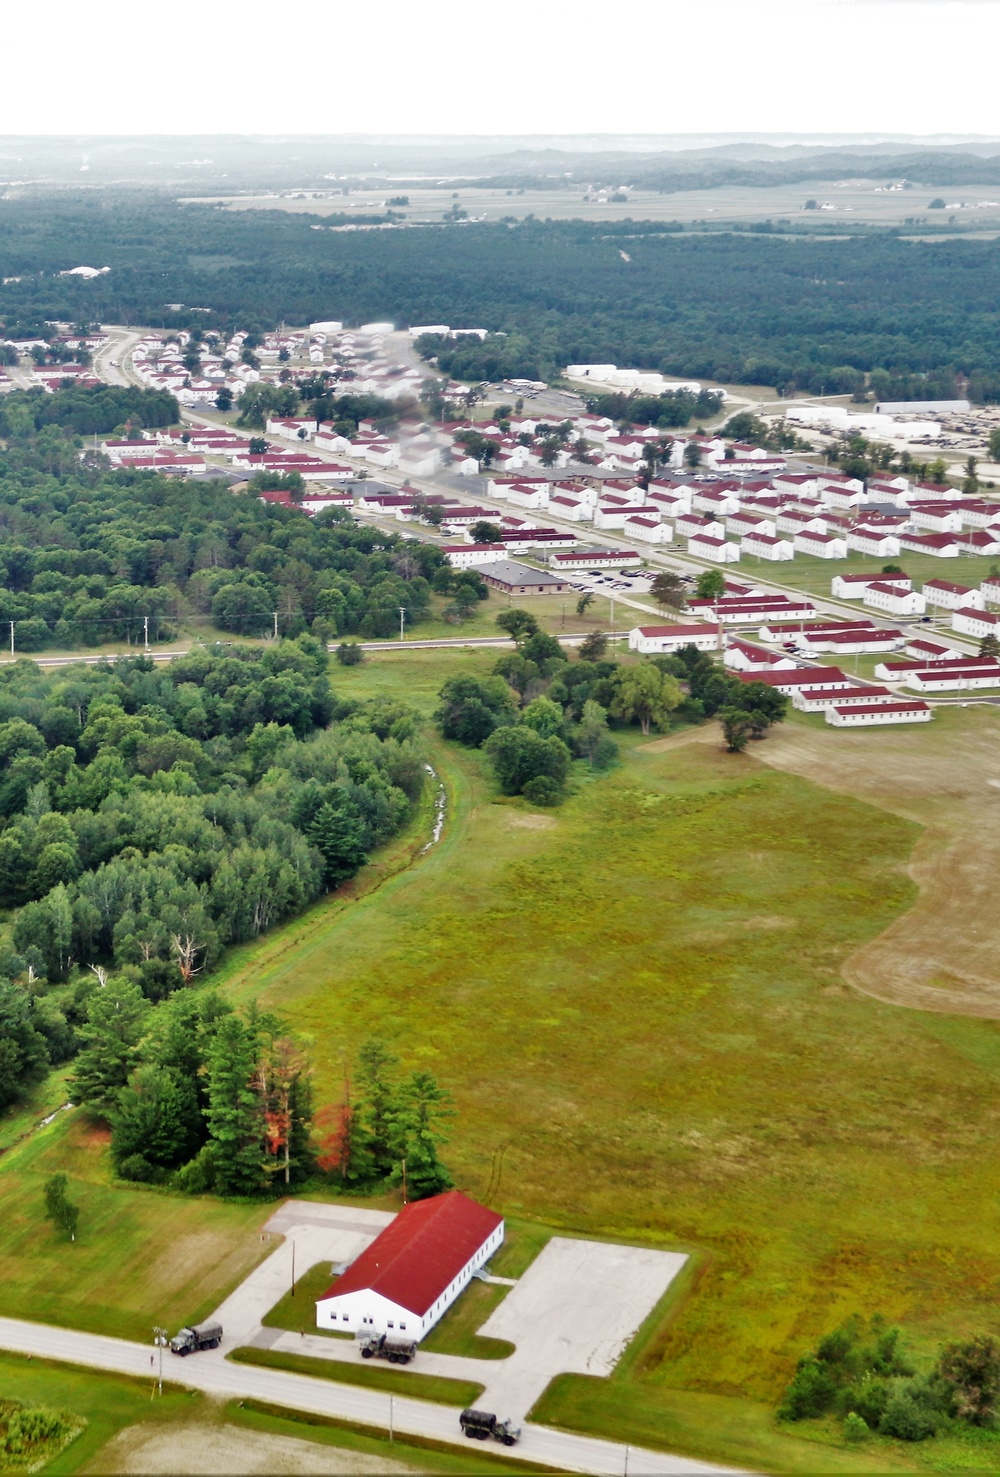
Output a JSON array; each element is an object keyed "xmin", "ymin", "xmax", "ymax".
[
  {"xmin": 357, "ymin": 1331, "xmax": 418, "ymax": 1364},
  {"xmin": 459, "ymin": 1408, "xmax": 521, "ymax": 1445},
  {"xmin": 169, "ymin": 1320, "xmax": 222, "ymax": 1355}
]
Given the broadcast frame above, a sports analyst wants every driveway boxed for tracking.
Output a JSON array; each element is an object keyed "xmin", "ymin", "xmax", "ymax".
[{"xmin": 210, "ymin": 1202, "xmax": 393, "ymax": 1347}]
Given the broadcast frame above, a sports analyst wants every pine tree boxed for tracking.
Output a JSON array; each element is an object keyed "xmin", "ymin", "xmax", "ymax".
[
  {"xmin": 387, "ymin": 1071, "xmax": 455, "ymax": 1200},
  {"xmin": 205, "ymin": 1014, "xmax": 266, "ymax": 1196},
  {"xmin": 307, "ymin": 797, "xmax": 368, "ymax": 888},
  {"xmin": 71, "ymin": 976, "xmax": 150, "ymax": 1114}
]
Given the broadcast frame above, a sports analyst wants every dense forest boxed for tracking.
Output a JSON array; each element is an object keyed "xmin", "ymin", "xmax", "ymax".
[
  {"xmin": 0, "ymin": 638, "xmax": 423, "ymax": 1065},
  {"xmin": 2, "ymin": 194, "xmax": 1000, "ymax": 397},
  {"xmin": 0, "ymin": 386, "xmax": 447, "ymax": 650}
]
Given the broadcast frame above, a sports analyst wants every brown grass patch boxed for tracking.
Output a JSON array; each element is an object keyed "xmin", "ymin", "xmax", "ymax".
[{"xmin": 755, "ymin": 708, "xmax": 1000, "ymax": 1017}]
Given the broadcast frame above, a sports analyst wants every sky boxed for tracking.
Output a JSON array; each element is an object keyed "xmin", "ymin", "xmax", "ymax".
[{"xmin": 3, "ymin": 0, "xmax": 999, "ymax": 138}]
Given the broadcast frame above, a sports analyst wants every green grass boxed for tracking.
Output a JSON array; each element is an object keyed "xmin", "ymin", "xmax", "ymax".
[
  {"xmin": 0, "ymin": 1110, "xmax": 273, "ymax": 1339},
  {"xmin": 231, "ymin": 1345, "xmax": 484, "ymax": 1407},
  {"xmin": 262, "ymin": 1263, "xmax": 353, "ymax": 1338},
  {"xmin": 741, "ymin": 548, "xmax": 1000, "ymax": 601},
  {"xmin": 365, "ymin": 585, "xmax": 644, "ymax": 645},
  {"xmin": 232, "ymin": 1399, "xmax": 555, "ymax": 1474},
  {"xmin": 421, "ymin": 1280, "xmax": 515, "ymax": 1360},
  {"xmin": 209, "ymin": 660, "xmax": 1000, "ymax": 1470},
  {"xmin": 0, "ymin": 1352, "xmax": 201, "ymax": 1474},
  {"xmin": 0, "ymin": 1066, "xmax": 72, "ymax": 1155}
]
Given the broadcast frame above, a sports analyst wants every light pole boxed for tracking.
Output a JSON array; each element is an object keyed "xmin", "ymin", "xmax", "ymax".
[
  {"xmin": 153, "ymin": 1326, "xmax": 168, "ymax": 1396},
  {"xmin": 398, "ymin": 606, "xmax": 407, "ymax": 642}
]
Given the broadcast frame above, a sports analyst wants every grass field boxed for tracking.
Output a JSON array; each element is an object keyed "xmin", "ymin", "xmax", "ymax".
[
  {"xmin": 8, "ymin": 640, "xmax": 1000, "ymax": 1472},
  {"xmin": 739, "ymin": 548, "xmax": 1000, "ymax": 603},
  {"xmin": 0, "ymin": 1111, "xmax": 273, "ymax": 1340},
  {"xmin": 420, "ymin": 1280, "xmax": 515, "ymax": 1360},
  {"xmin": 208, "ymin": 647, "xmax": 1000, "ymax": 1467},
  {"xmin": 231, "ymin": 1346, "xmax": 484, "ymax": 1407}
]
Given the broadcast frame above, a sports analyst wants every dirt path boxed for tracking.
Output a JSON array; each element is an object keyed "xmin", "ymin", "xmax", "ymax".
[
  {"xmin": 89, "ymin": 1420, "xmax": 409, "ymax": 1475},
  {"xmin": 752, "ymin": 710, "xmax": 1000, "ymax": 1017}
]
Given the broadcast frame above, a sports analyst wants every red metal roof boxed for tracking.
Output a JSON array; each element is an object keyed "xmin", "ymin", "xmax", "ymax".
[{"xmin": 318, "ymin": 1192, "xmax": 502, "ymax": 1317}]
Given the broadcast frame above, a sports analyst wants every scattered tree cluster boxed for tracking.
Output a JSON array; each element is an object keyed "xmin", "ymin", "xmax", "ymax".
[
  {"xmin": 316, "ymin": 1038, "xmax": 454, "ymax": 1200},
  {"xmin": 780, "ymin": 1315, "xmax": 1000, "ymax": 1444},
  {"xmin": 436, "ymin": 610, "xmax": 691, "ymax": 802}
]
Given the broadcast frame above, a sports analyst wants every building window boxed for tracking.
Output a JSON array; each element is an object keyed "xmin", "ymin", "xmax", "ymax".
[
  {"xmin": 400, "ymin": 1323, "xmax": 407, "ymax": 1330},
  {"xmin": 388, "ymin": 1321, "xmax": 394, "ymax": 1328},
  {"xmin": 342, "ymin": 1315, "xmax": 348, "ymax": 1322}
]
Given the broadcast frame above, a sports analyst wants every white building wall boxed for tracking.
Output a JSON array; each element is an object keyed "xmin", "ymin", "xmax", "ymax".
[{"xmin": 316, "ymin": 1223, "xmax": 504, "ymax": 1341}]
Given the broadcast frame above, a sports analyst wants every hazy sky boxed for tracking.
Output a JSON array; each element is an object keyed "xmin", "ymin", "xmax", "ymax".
[{"xmin": 4, "ymin": 0, "xmax": 999, "ymax": 137}]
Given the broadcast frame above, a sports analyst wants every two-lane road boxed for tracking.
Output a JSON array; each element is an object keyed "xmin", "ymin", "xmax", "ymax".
[{"xmin": 0, "ymin": 1316, "xmax": 738, "ymax": 1476}]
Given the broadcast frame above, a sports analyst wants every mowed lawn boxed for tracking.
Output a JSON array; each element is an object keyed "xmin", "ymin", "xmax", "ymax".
[
  {"xmin": 0, "ymin": 1112, "xmax": 273, "ymax": 1339},
  {"xmin": 218, "ymin": 651, "xmax": 1000, "ymax": 1428}
]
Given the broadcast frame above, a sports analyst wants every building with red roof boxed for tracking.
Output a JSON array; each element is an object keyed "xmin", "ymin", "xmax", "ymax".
[{"xmin": 315, "ymin": 1191, "xmax": 504, "ymax": 1340}]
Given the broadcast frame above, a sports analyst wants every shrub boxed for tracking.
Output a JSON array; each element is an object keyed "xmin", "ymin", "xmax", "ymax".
[
  {"xmin": 879, "ymin": 1389, "xmax": 940, "ymax": 1441},
  {"xmin": 336, "ymin": 642, "xmax": 364, "ymax": 665},
  {"xmin": 522, "ymin": 775, "xmax": 563, "ymax": 807},
  {"xmin": 779, "ymin": 1357, "xmax": 839, "ymax": 1421},
  {"xmin": 843, "ymin": 1412, "xmax": 869, "ymax": 1443}
]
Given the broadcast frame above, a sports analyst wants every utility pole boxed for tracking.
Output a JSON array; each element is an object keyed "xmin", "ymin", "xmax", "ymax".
[
  {"xmin": 8, "ymin": 622, "xmax": 12, "ymax": 657},
  {"xmin": 291, "ymin": 1239, "xmax": 296, "ymax": 1297},
  {"xmin": 273, "ymin": 611, "xmax": 279, "ymax": 641},
  {"xmin": 401, "ymin": 1158, "xmax": 408, "ymax": 1204},
  {"xmin": 153, "ymin": 1326, "xmax": 167, "ymax": 1396},
  {"xmin": 389, "ymin": 1395, "xmax": 394, "ymax": 1443},
  {"xmin": 399, "ymin": 606, "xmax": 406, "ymax": 642},
  {"xmin": 143, "ymin": 615, "xmax": 149, "ymax": 650}
]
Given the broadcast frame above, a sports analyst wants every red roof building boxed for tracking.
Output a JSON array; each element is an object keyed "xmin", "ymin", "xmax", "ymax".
[{"xmin": 315, "ymin": 1191, "xmax": 504, "ymax": 1340}]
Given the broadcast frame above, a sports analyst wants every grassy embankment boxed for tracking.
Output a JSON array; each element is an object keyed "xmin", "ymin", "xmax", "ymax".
[
  {"xmin": 231, "ymin": 1346, "xmax": 484, "ymax": 1407},
  {"xmin": 212, "ymin": 649, "xmax": 1000, "ymax": 1471}
]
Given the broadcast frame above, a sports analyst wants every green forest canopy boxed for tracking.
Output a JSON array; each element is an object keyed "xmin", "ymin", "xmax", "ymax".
[
  {"xmin": 0, "ymin": 386, "xmax": 446, "ymax": 650},
  {"xmin": 2, "ymin": 194, "xmax": 1000, "ymax": 398}
]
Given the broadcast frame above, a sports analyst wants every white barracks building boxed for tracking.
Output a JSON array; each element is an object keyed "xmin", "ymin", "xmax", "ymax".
[{"xmin": 315, "ymin": 1191, "xmax": 503, "ymax": 1341}]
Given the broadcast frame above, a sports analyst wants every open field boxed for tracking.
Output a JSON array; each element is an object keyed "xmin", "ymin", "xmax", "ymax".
[
  {"xmin": 735, "ymin": 549, "xmax": 1000, "ymax": 601},
  {"xmin": 0, "ymin": 1111, "xmax": 273, "ymax": 1340},
  {"xmin": 0, "ymin": 1352, "xmax": 197, "ymax": 1474},
  {"xmin": 753, "ymin": 703, "xmax": 1000, "ymax": 1015},
  {"xmin": 213, "ymin": 651, "xmax": 1000, "ymax": 1458},
  {"xmin": 185, "ymin": 183, "xmax": 1000, "ymax": 234}
]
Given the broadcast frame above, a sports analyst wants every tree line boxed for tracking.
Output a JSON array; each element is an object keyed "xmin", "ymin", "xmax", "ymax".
[{"xmin": 4, "ymin": 196, "xmax": 1000, "ymax": 400}]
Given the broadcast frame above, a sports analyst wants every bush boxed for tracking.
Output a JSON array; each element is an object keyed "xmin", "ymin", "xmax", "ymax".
[
  {"xmin": 879, "ymin": 1389, "xmax": 940, "ymax": 1441},
  {"xmin": 843, "ymin": 1412, "xmax": 869, "ymax": 1443},
  {"xmin": 117, "ymin": 1153, "xmax": 156, "ymax": 1183},
  {"xmin": 522, "ymin": 775, "xmax": 563, "ymax": 807},
  {"xmin": 336, "ymin": 642, "xmax": 364, "ymax": 665},
  {"xmin": 779, "ymin": 1357, "xmax": 840, "ymax": 1421}
]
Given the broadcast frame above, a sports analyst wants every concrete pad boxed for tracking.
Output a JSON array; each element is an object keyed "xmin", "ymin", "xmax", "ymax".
[
  {"xmin": 477, "ymin": 1237, "xmax": 686, "ymax": 1417},
  {"xmin": 208, "ymin": 1201, "xmax": 393, "ymax": 1346}
]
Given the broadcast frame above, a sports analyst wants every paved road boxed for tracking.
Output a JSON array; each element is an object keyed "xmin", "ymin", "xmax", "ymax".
[{"xmin": 0, "ymin": 1316, "xmax": 738, "ymax": 1475}]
